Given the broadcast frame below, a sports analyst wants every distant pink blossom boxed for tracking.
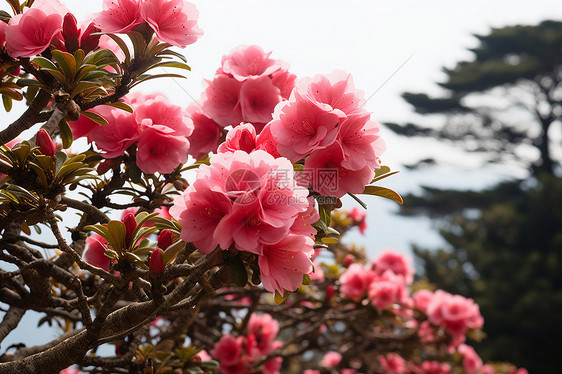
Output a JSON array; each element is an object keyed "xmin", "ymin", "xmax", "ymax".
[
  {"xmin": 481, "ymin": 365, "xmax": 495, "ymax": 374},
  {"xmin": 378, "ymin": 353, "xmax": 406, "ymax": 374},
  {"xmin": 371, "ymin": 250, "xmax": 414, "ymax": 285},
  {"xmin": 368, "ymin": 270, "xmax": 408, "ymax": 310},
  {"xmin": 419, "ymin": 360, "xmax": 451, "ymax": 374},
  {"xmin": 457, "ymin": 344, "xmax": 483, "ymax": 374},
  {"xmin": 5, "ymin": 8, "xmax": 63, "ymax": 57},
  {"xmin": 263, "ymin": 356, "xmax": 282, "ymax": 374},
  {"xmin": 348, "ymin": 207, "xmax": 367, "ymax": 234},
  {"xmin": 413, "ymin": 289, "xmax": 434, "ymax": 312},
  {"xmin": 426, "ymin": 290, "xmax": 484, "ymax": 345},
  {"xmin": 218, "ymin": 123, "xmax": 257, "ymax": 154},
  {"xmin": 339, "ymin": 263, "xmax": 371, "ymax": 301},
  {"xmin": 59, "ymin": 367, "xmax": 79, "ymax": 374},
  {"xmin": 222, "ymin": 45, "xmax": 287, "ymax": 81},
  {"xmin": 210, "ymin": 334, "xmax": 243, "ymax": 367},
  {"xmin": 309, "ymin": 261, "xmax": 325, "ymax": 283},
  {"xmin": 141, "ymin": 0, "xmax": 203, "ymax": 47},
  {"xmin": 259, "ymin": 235, "xmax": 314, "ymax": 293},
  {"xmin": 247, "ymin": 313, "xmax": 280, "ymax": 355},
  {"xmin": 94, "ymin": 0, "xmax": 143, "ymax": 33},
  {"xmin": 321, "ymin": 351, "xmax": 342, "ymax": 368}
]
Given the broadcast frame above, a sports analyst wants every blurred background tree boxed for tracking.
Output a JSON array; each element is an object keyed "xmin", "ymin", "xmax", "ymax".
[{"xmin": 386, "ymin": 20, "xmax": 562, "ymax": 373}]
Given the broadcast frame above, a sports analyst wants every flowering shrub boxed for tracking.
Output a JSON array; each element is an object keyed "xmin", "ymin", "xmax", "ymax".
[{"xmin": 0, "ymin": 1, "xmax": 525, "ymax": 373}]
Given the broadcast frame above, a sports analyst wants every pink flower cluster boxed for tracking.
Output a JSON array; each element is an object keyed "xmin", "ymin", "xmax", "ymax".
[
  {"xmin": 70, "ymin": 93, "xmax": 193, "ymax": 174},
  {"xmin": 200, "ymin": 45, "xmax": 295, "ymax": 130},
  {"xmin": 269, "ymin": 70, "xmax": 386, "ymax": 198},
  {"xmin": 94, "ymin": 0, "xmax": 202, "ymax": 47},
  {"xmin": 210, "ymin": 313, "xmax": 282, "ymax": 374},
  {"xmin": 378, "ymin": 352, "xmax": 451, "ymax": 374},
  {"xmin": 413, "ymin": 289, "xmax": 484, "ymax": 347},
  {"xmin": 170, "ymin": 146, "xmax": 317, "ymax": 293},
  {"xmin": 339, "ymin": 250, "xmax": 413, "ymax": 310}
]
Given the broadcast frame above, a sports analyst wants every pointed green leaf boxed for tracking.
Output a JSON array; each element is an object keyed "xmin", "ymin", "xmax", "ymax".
[
  {"xmin": 103, "ymin": 102, "xmax": 134, "ymax": 113},
  {"xmin": 32, "ymin": 57, "xmax": 58, "ymax": 70},
  {"xmin": 362, "ymin": 185, "xmax": 403, "ymax": 205},
  {"xmin": 81, "ymin": 111, "xmax": 109, "ymax": 125},
  {"xmin": 228, "ymin": 255, "xmax": 248, "ymax": 287},
  {"xmin": 59, "ymin": 119, "xmax": 73, "ymax": 149}
]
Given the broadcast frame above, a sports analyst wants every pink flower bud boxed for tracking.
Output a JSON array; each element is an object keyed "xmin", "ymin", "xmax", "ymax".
[
  {"xmin": 36, "ymin": 129, "xmax": 56, "ymax": 156},
  {"xmin": 326, "ymin": 285, "xmax": 335, "ymax": 300},
  {"xmin": 122, "ymin": 212, "xmax": 137, "ymax": 242},
  {"xmin": 149, "ymin": 248, "xmax": 165, "ymax": 275},
  {"xmin": 157, "ymin": 229, "xmax": 173, "ymax": 250},
  {"xmin": 80, "ymin": 22, "xmax": 100, "ymax": 53},
  {"xmin": 62, "ymin": 13, "xmax": 79, "ymax": 52}
]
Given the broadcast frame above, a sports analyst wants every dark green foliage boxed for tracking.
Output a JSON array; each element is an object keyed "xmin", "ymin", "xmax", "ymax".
[
  {"xmin": 387, "ymin": 20, "xmax": 562, "ymax": 175},
  {"xmin": 413, "ymin": 176, "xmax": 562, "ymax": 372}
]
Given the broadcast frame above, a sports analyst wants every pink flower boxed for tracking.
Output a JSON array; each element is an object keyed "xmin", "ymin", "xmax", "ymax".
[
  {"xmin": 321, "ymin": 351, "xmax": 342, "ymax": 368},
  {"xmin": 303, "ymin": 371, "xmax": 320, "ymax": 374},
  {"xmin": 170, "ymin": 184, "xmax": 232, "ymax": 254},
  {"xmin": 271, "ymin": 69, "xmax": 296, "ymax": 100},
  {"xmin": 140, "ymin": 0, "xmax": 203, "ymax": 48},
  {"xmin": 378, "ymin": 353, "xmax": 406, "ymax": 374},
  {"xmin": 239, "ymin": 76, "xmax": 282, "ymax": 124},
  {"xmin": 368, "ymin": 270, "xmax": 408, "ymax": 310},
  {"xmin": 194, "ymin": 350, "xmax": 212, "ymax": 362},
  {"xmin": 221, "ymin": 45, "xmax": 288, "ymax": 81},
  {"xmin": 136, "ymin": 95, "xmax": 193, "ymax": 138},
  {"xmin": 84, "ymin": 234, "xmax": 110, "ymax": 271},
  {"xmin": 339, "ymin": 263, "xmax": 371, "ymax": 301},
  {"xmin": 290, "ymin": 197, "xmax": 319, "ymax": 239},
  {"xmin": 201, "ymin": 74, "xmax": 243, "ymax": 127},
  {"xmin": 255, "ymin": 123, "xmax": 281, "ymax": 158},
  {"xmin": 218, "ymin": 123, "xmax": 257, "ymax": 154},
  {"xmin": 413, "ymin": 289, "xmax": 434, "ymax": 312},
  {"xmin": 337, "ymin": 113, "xmax": 385, "ymax": 171},
  {"xmin": 371, "ymin": 250, "xmax": 414, "ymax": 285},
  {"xmin": 304, "ymin": 143, "xmax": 374, "ymax": 198},
  {"xmin": 185, "ymin": 103, "xmax": 222, "ymax": 159},
  {"xmin": 259, "ymin": 235, "xmax": 314, "ymax": 293},
  {"xmin": 270, "ymin": 99, "xmax": 343, "ymax": 162},
  {"xmin": 136, "ymin": 125, "xmax": 189, "ymax": 174},
  {"xmin": 210, "ymin": 334, "xmax": 243, "ymax": 367},
  {"xmin": 0, "ymin": 21, "xmax": 6, "ymax": 46},
  {"xmin": 94, "ymin": 0, "xmax": 143, "ymax": 33},
  {"xmin": 426, "ymin": 290, "xmax": 484, "ymax": 345},
  {"xmin": 309, "ymin": 261, "xmax": 325, "ymax": 283},
  {"xmin": 481, "ymin": 365, "xmax": 495, "ymax": 374},
  {"xmin": 31, "ymin": 0, "xmax": 69, "ymax": 17},
  {"xmin": 85, "ymin": 107, "xmax": 140, "ymax": 158},
  {"xmin": 59, "ymin": 368, "xmax": 79, "ymax": 374},
  {"xmin": 348, "ymin": 207, "xmax": 367, "ymax": 235},
  {"xmin": 5, "ymin": 8, "xmax": 63, "ymax": 57},
  {"xmin": 457, "ymin": 344, "xmax": 483, "ymax": 374},
  {"xmin": 293, "ymin": 70, "xmax": 366, "ymax": 117},
  {"xmin": 263, "ymin": 356, "xmax": 282, "ymax": 374},
  {"xmin": 247, "ymin": 313, "xmax": 279, "ymax": 355},
  {"xmin": 419, "ymin": 361, "xmax": 451, "ymax": 374}
]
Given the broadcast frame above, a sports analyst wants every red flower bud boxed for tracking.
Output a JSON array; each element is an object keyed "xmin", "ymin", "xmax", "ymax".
[
  {"xmin": 326, "ymin": 285, "xmax": 335, "ymax": 300},
  {"xmin": 96, "ymin": 159, "xmax": 114, "ymax": 175},
  {"xmin": 62, "ymin": 13, "xmax": 80, "ymax": 53},
  {"xmin": 149, "ymin": 248, "xmax": 165, "ymax": 275},
  {"xmin": 36, "ymin": 129, "xmax": 56, "ymax": 156},
  {"xmin": 122, "ymin": 212, "xmax": 137, "ymax": 242},
  {"xmin": 157, "ymin": 229, "xmax": 173, "ymax": 250},
  {"xmin": 80, "ymin": 22, "xmax": 101, "ymax": 54}
]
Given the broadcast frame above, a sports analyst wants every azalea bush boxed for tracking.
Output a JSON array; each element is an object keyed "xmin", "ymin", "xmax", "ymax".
[{"xmin": 0, "ymin": 1, "xmax": 527, "ymax": 373}]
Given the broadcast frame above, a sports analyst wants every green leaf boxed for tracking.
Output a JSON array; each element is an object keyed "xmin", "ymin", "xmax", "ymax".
[
  {"xmin": 362, "ymin": 185, "xmax": 404, "ymax": 205},
  {"xmin": 126, "ymin": 163, "xmax": 142, "ymax": 183},
  {"xmin": 74, "ymin": 49, "xmax": 86, "ymax": 68},
  {"xmin": 51, "ymin": 50, "xmax": 77, "ymax": 80},
  {"xmin": 42, "ymin": 68, "xmax": 66, "ymax": 83},
  {"xmin": 59, "ymin": 120, "xmax": 73, "ymax": 149},
  {"xmin": 107, "ymin": 220, "xmax": 126, "ymax": 252},
  {"xmin": 127, "ymin": 31, "xmax": 147, "ymax": 58},
  {"xmin": 16, "ymin": 79, "xmax": 44, "ymax": 88},
  {"xmin": 161, "ymin": 240, "xmax": 185, "ymax": 266},
  {"xmin": 274, "ymin": 290, "xmax": 291, "ymax": 305},
  {"xmin": 0, "ymin": 10, "xmax": 12, "ymax": 23},
  {"xmin": 151, "ymin": 61, "xmax": 191, "ymax": 71},
  {"xmin": 32, "ymin": 57, "xmax": 58, "ymax": 70},
  {"xmin": 302, "ymin": 273, "xmax": 311, "ymax": 286},
  {"xmin": 101, "ymin": 34, "xmax": 131, "ymax": 63},
  {"xmin": 348, "ymin": 193, "xmax": 368, "ymax": 209},
  {"xmin": 103, "ymin": 102, "xmax": 134, "ymax": 113},
  {"xmin": 318, "ymin": 204, "xmax": 332, "ymax": 227},
  {"xmin": 81, "ymin": 111, "xmax": 109, "ymax": 125},
  {"xmin": 2, "ymin": 95, "xmax": 12, "ymax": 112},
  {"xmin": 228, "ymin": 255, "xmax": 248, "ymax": 287}
]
